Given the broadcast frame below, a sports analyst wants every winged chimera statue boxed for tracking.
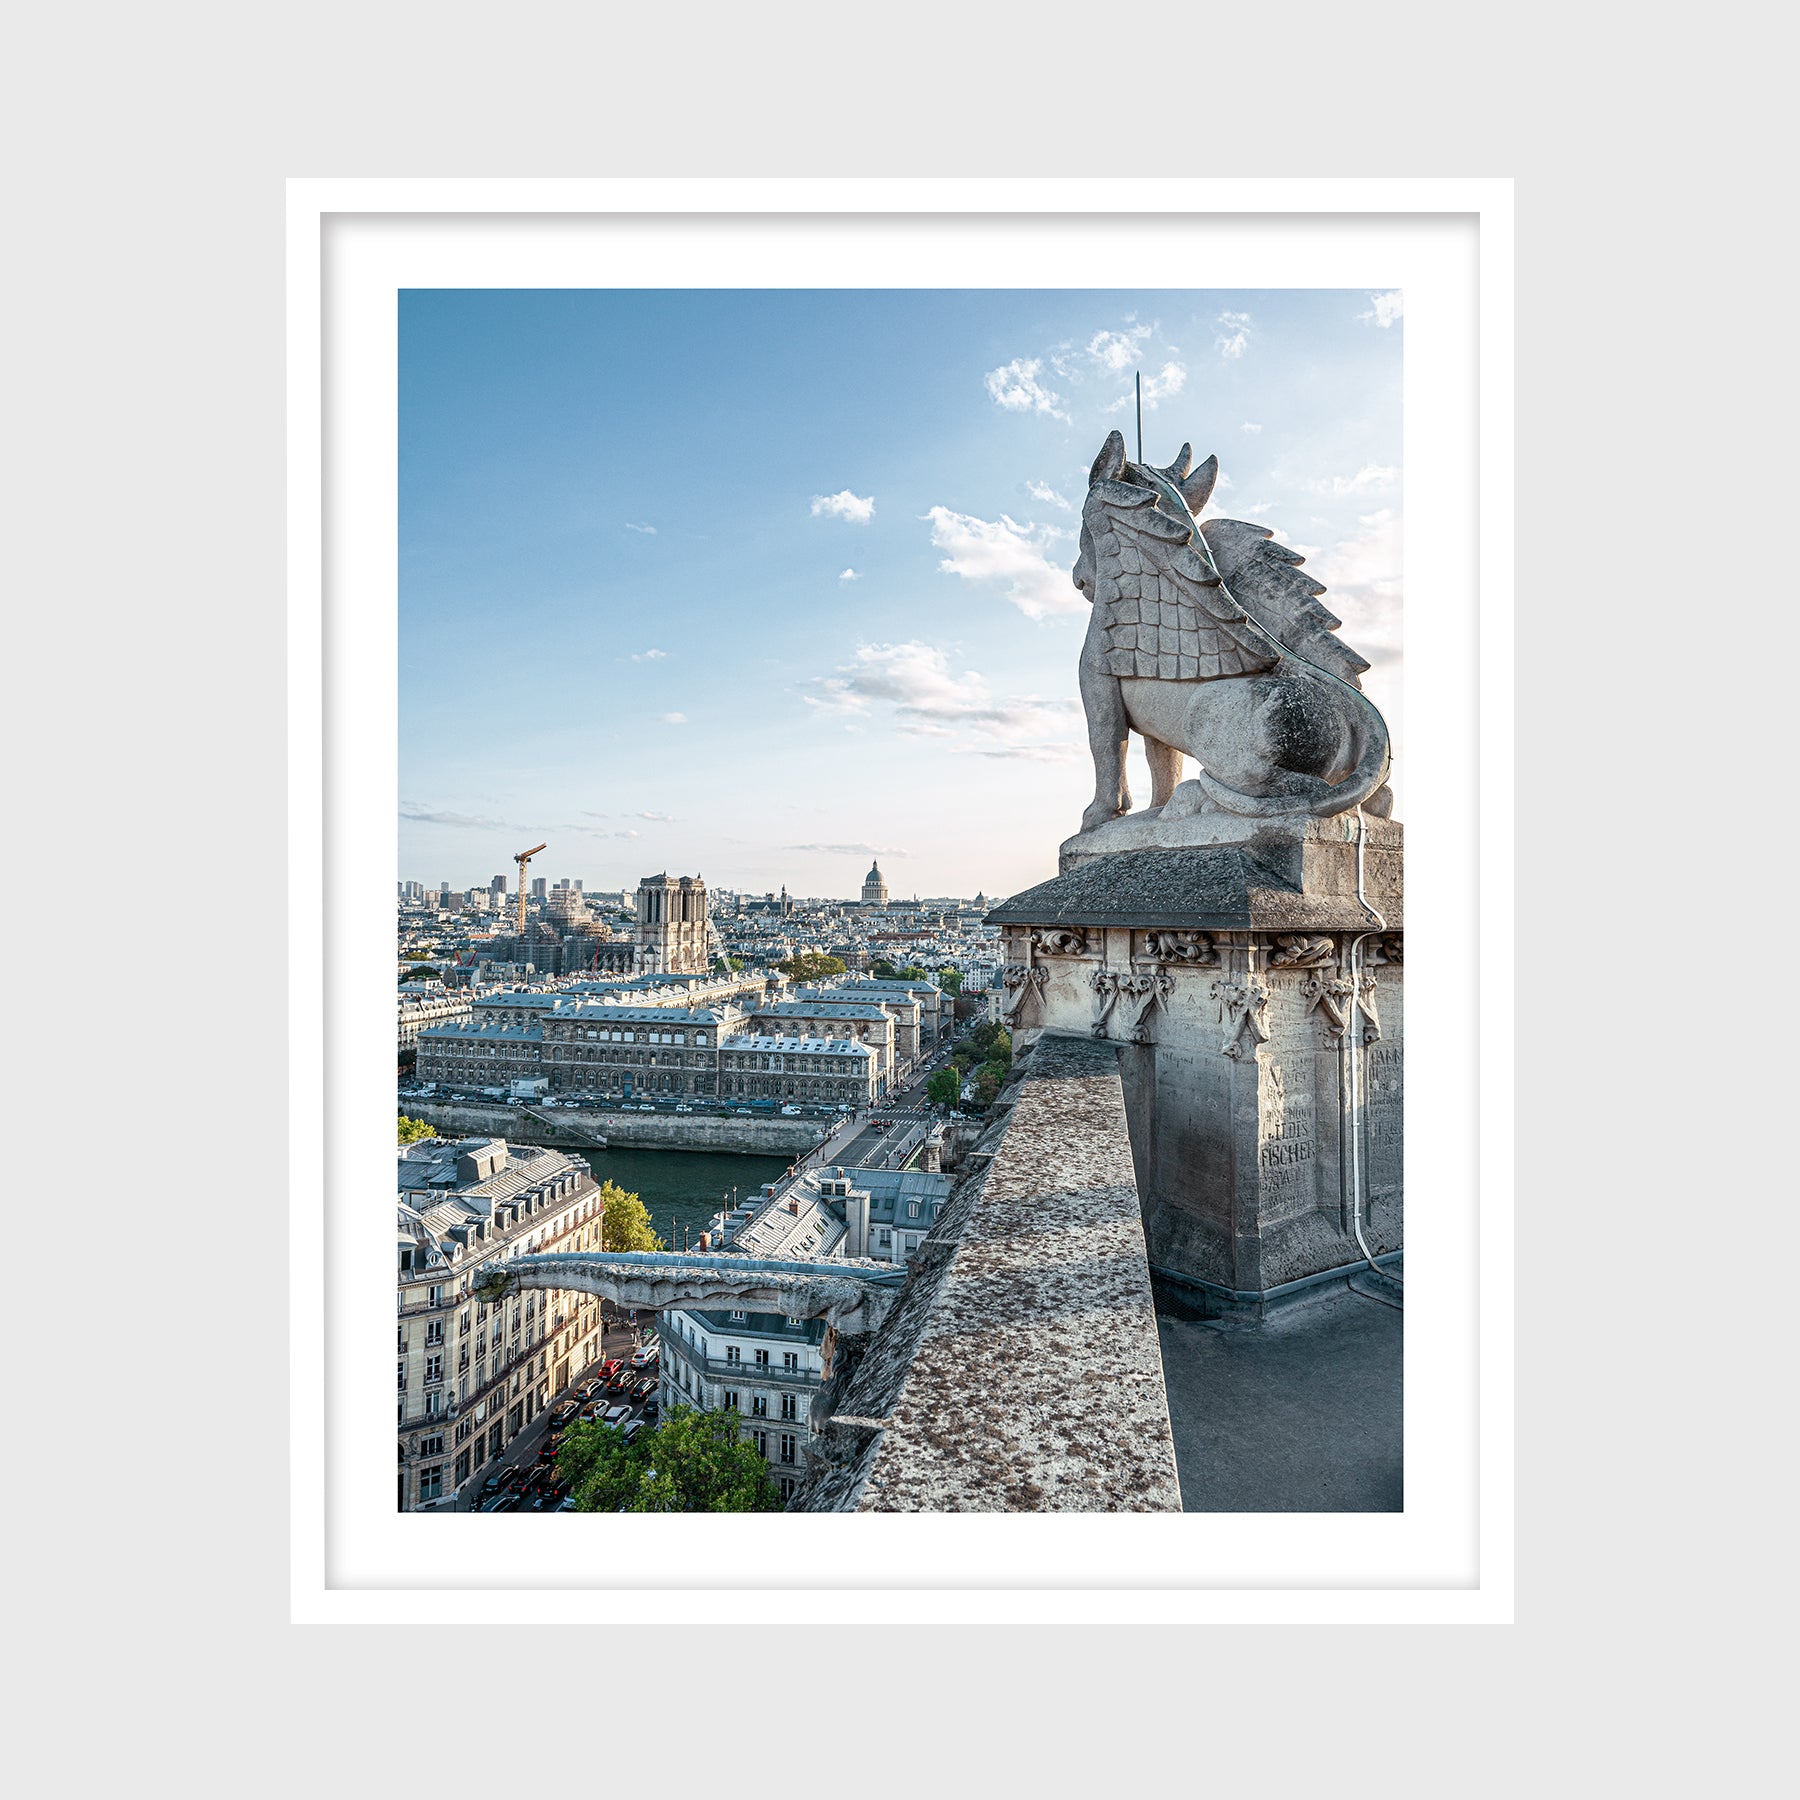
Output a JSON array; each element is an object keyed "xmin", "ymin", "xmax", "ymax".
[{"xmin": 1072, "ymin": 429, "xmax": 1393, "ymax": 835}]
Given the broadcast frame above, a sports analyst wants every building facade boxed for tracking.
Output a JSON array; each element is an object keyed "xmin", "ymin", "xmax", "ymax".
[
  {"xmin": 746, "ymin": 1001, "xmax": 896, "ymax": 1092},
  {"xmin": 657, "ymin": 1308, "xmax": 828, "ymax": 1506},
  {"xmin": 397, "ymin": 1137, "xmax": 608, "ymax": 1510},
  {"xmin": 717, "ymin": 1034, "xmax": 880, "ymax": 1108},
  {"xmin": 637, "ymin": 873, "xmax": 710, "ymax": 975},
  {"xmin": 398, "ymin": 987, "xmax": 472, "ymax": 1053}
]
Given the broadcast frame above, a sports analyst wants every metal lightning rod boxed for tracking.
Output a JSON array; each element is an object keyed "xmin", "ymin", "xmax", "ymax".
[{"xmin": 1136, "ymin": 370, "xmax": 1143, "ymax": 464}]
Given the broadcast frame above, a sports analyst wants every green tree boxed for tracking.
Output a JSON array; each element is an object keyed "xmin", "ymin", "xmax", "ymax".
[
  {"xmin": 559, "ymin": 1406, "xmax": 785, "ymax": 1512},
  {"xmin": 935, "ymin": 968, "xmax": 962, "ymax": 995},
  {"xmin": 926, "ymin": 1069, "xmax": 961, "ymax": 1110},
  {"xmin": 714, "ymin": 955, "xmax": 745, "ymax": 973},
  {"xmin": 399, "ymin": 964, "xmax": 440, "ymax": 982},
  {"xmin": 973, "ymin": 1060, "xmax": 1010, "ymax": 1106},
  {"xmin": 402, "ymin": 949, "xmax": 431, "ymax": 962},
  {"xmin": 777, "ymin": 952, "xmax": 847, "ymax": 982},
  {"xmin": 598, "ymin": 1179, "xmax": 665, "ymax": 1252},
  {"xmin": 397, "ymin": 1114, "xmax": 436, "ymax": 1144},
  {"xmin": 870, "ymin": 958, "xmax": 899, "ymax": 980}
]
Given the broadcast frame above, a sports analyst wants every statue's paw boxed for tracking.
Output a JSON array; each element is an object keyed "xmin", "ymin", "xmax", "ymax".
[
  {"xmin": 1160, "ymin": 780, "xmax": 1207, "ymax": 822},
  {"xmin": 1080, "ymin": 800, "xmax": 1125, "ymax": 833}
]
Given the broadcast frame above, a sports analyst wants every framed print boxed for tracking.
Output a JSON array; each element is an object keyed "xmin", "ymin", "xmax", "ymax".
[{"xmin": 289, "ymin": 179, "xmax": 1512, "ymax": 1623}]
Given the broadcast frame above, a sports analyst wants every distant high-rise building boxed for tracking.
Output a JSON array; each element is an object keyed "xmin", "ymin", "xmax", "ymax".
[
  {"xmin": 490, "ymin": 874, "xmax": 507, "ymax": 897},
  {"xmin": 861, "ymin": 861, "xmax": 889, "ymax": 906},
  {"xmin": 531, "ymin": 877, "xmax": 547, "ymax": 901},
  {"xmin": 636, "ymin": 873, "xmax": 710, "ymax": 975}
]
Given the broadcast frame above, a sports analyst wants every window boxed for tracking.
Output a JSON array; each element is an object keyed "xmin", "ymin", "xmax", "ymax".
[
  {"xmin": 729, "ymin": 1309, "xmax": 746, "ymax": 1321},
  {"xmin": 419, "ymin": 1433, "xmax": 444, "ymax": 1457},
  {"xmin": 424, "ymin": 1355, "xmax": 443, "ymax": 1383},
  {"xmin": 725, "ymin": 1345, "xmax": 741, "ymax": 1364},
  {"xmin": 779, "ymin": 1433, "xmax": 797, "ymax": 1465},
  {"xmin": 751, "ymin": 1395, "xmax": 768, "ymax": 1418},
  {"xmin": 753, "ymin": 1349, "xmax": 769, "ymax": 1368},
  {"xmin": 753, "ymin": 1430, "xmax": 769, "ymax": 1457},
  {"xmin": 418, "ymin": 1465, "xmax": 442, "ymax": 1501},
  {"xmin": 782, "ymin": 1352, "xmax": 798, "ymax": 1372},
  {"xmin": 723, "ymin": 1390, "xmax": 739, "ymax": 1411},
  {"xmin": 780, "ymin": 1393, "xmax": 797, "ymax": 1421},
  {"xmin": 397, "ymin": 1361, "xmax": 407, "ymax": 1391},
  {"xmin": 424, "ymin": 1320, "xmax": 444, "ymax": 1346},
  {"xmin": 428, "ymin": 1285, "xmax": 444, "ymax": 1305},
  {"xmin": 779, "ymin": 1477, "xmax": 796, "ymax": 1500}
]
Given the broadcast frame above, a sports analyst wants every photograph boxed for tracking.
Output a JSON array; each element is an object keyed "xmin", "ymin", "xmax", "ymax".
[{"xmin": 392, "ymin": 285, "xmax": 1405, "ymax": 1515}]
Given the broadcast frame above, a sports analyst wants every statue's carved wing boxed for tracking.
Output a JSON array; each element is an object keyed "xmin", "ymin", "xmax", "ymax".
[
  {"xmin": 1200, "ymin": 518, "xmax": 1372, "ymax": 689},
  {"xmin": 1094, "ymin": 481, "xmax": 1280, "ymax": 682}
]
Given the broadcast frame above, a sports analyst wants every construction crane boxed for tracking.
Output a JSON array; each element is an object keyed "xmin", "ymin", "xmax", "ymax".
[{"xmin": 513, "ymin": 843, "xmax": 547, "ymax": 938}]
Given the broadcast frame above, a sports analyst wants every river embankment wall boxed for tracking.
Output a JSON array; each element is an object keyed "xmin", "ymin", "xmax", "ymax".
[{"xmin": 401, "ymin": 1101, "xmax": 823, "ymax": 1156}]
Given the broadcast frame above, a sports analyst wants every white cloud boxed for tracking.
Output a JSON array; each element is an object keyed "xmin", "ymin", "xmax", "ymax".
[
  {"xmin": 1241, "ymin": 501, "xmax": 1275, "ymax": 516},
  {"xmin": 1103, "ymin": 361, "xmax": 1187, "ymax": 413},
  {"xmin": 660, "ymin": 712, "xmax": 688, "ymax": 724},
  {"xmin": 400, "ymin": 807, "xmax": 528, "ymax": 831},
  {"xmin": 838, "ymin": 568, "xmax": 861, "ymax": 581},
  {"xmin": 624, "ymin": 521, "xmax": 657, "ymax": 534},
  {"xmin": 803, "ymin": 641, "xmax": 1081, "ymax": 763},
  {"xmin": 1309, "ymin": 507, "xmax": 1403, "ymax": 669},
  {"xmin": 924, "ymin": 506, "xmax": 1081, "ymax": 621},
  {"xmin": 1087, "ymin": 323, "xmax": 1152, "ymax": 372},
  {"xmin": 811, "ymin": 489, "xmax": 874, "ymax": 523},
  {"xmin": 983, "ymin": 357, "xmax": 1069, "ymax": 420},
  {"xmin": 783, "ymin": 842, "xmax": 907, "ymax": 856},
  {"xmin": 1242, "ymin": 421, "xmax": 1263, "ymax": 434},
  {"xmin": 636, "ymin": 810, "xmax": 675, "ymax": 822},
  {"xmin": 629, "ymin": 647, "xmax": 667, "ymax": 662},
  {"xmin": 1359, "ymin": 290, "xmax": 1404, "ymax": 329},
  {"xmin": 1304, "ymin": 464, "xmax": 1400, "ymax": 497},
  {"xmin": 1026, "ymin": 480, "xmax": 1071, "ymax": 510}
]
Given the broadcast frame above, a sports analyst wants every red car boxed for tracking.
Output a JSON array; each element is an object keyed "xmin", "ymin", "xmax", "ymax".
[{"xmin": 598, "ymin": 1359, "xmax": 623, "ymax": 1381}]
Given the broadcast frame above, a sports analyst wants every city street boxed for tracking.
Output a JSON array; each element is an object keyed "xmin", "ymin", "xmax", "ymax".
[{"xmin": 451, "ymin": 1310, "xmax": 657, "ymax": 1511}]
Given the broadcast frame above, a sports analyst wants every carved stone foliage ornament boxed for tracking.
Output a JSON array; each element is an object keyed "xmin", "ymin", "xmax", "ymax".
[
  {"xmin": 1090, "ymin": 967, "xmax": 1173, "ymax": 1042},
  {"xmin": 1031, "ymin": 927, "xmax": 1092, "ymax": 957},
  {"xmin": 1001, "ymin": 964, "xmax": 1049, "ymax": 1026},
  {"xmin": 1142, "ymin": 929, "xmax": 1219, "ymax": 966},
  {"xmin": 1268, "ymin": 933, "xmax": 1337, "ymax": 969},
  {"xmin": 1211, "ymin": 978, "xmax": 1271, "ymax": 1061},
  {"xmin": 1303, "ymin": 972, "xmax": 1381, "ymax": 1044},
  {"xmin": 1370, "ymin": 932, "xmax": 1403, "ymax": 965}
]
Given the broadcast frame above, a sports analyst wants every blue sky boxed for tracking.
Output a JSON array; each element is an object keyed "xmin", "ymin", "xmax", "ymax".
[{"xmin": 400, "ymin": 288, "xmax": 1403, "ymax": 900}]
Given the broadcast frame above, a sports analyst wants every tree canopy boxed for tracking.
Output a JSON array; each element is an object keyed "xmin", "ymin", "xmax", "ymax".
[
  {"xmin": 397, "ymin": 1114, "xmax": 436, "ymax": 1144},
  {"xmin": 777, "ymin": 952, "xmax": 847, "ymax": 982},
  {"xmin": 399, "ymin": 965, "xmax": 440, "ymax": 982},
  {"xmin": 598, "ymin": 1179, "xmax": 664, "ymax": 1252},
  {"xmin": 935, "ymin": 968, "xmax": 963, "ymax": 995},
  {"xmin": 926, "ymin": 1069, "xmax": 961, "ymax": 1110},
  {"xmin": 558, "ymin": 1406, "xmax": 785, "ymax": 1512}
]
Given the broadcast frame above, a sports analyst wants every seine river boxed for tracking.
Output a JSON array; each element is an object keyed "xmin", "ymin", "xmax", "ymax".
[{"xmin": 569, "ymin": 1145, "xmax": 792, "ymax": 1251}]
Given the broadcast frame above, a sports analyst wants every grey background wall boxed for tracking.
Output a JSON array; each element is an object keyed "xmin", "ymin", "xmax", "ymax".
[{"xmin": 5, "ymin": 4, "xmax": 1782, "ymax": 1794}]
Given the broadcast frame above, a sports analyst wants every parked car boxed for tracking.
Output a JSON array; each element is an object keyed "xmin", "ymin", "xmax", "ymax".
[
  {"xmin": 630, "ymin": 1345, "xmax": 657, "ymax": 1368},
  {"xmin": 780, "ymin": 1105, "xmax": 804, "ymax": 1116},
  {"xmin": 604, "ymin": 1404, "xmax": 631, "ymax": 1428},
  {"xmin": 481, "ymin": 1469, "xmax": 508, "ymax": 1494},
  {"xmin": 598, "ymin": 1359, "xmax": 623, "ymax": 1381},
  {"xmin": 549, "ymin": 1401, "xmax": 577, "ymax": 1426},
  {"xmin": 641, "ymin": 1399, "xmax": 659, "ymax": 1422},
  {"xmin": 621, "ymin": 1420, "xmax": 644, "ymax": 1442},
  {"xmin": 633, "ymin": 1375, "xmax": 658, "ymax": 1399},
  {"xmin": 674, "ymin": 1104, "xmax": 692, "ymax": 1113},
  {"xmin": 556, "ymin": 1495, "xmax": 577, "ymax": 1511},
  {"xmin": 580, "ymin": 1401, "xmax": 608, "ymax": 1422},
  {"xmin": 504, "ymin": 1467, "xmax": 531, "ymax": 1492}
]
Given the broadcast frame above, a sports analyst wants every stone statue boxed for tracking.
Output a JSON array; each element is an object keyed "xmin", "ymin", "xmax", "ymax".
[{"xmin": 1071, "ymin": 430, "xmax": 1393, "ymax": 836}]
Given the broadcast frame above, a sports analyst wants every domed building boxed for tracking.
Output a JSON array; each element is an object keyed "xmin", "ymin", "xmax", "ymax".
[{"xmin": 861, "ymin": 860, "xmax": 889, "ymax": 907}]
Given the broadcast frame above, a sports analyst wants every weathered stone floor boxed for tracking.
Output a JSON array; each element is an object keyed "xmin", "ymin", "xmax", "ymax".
[{"xmin": 1155, "ymin": 1279, "xmax": 1403, "ymax": 1512}]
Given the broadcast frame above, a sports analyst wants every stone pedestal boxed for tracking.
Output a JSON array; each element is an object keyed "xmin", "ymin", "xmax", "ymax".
[{"xmin": 987, "ymin": 820, "xmax": 1402, "ymax": 1313}]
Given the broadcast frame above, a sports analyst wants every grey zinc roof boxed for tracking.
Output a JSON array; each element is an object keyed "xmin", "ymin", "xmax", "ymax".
[
  {"xmin": 416, "ymin": 1021, "xmax": 543, "ymax": 1042},
  {"xmin": 755, "ymin": 1002, "xmax": 891, "ymax": 1020}
]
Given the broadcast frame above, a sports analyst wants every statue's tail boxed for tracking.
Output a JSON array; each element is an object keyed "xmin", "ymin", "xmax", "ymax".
[{"xmin": 1193, "ymin": 687, "xmax": 1392, "ymax": 820}]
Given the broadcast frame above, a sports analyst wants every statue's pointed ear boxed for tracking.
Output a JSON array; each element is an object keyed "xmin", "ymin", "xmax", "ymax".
[
  {"xmin": 1089, "ymin": 430, "xmax": 1126, "ymax": 487},
  {"xmin": 1179, "ymin": 454, "xmax": 1219, "ymax": 512},
  {"xmin": 1161, "ymin": 444, "xmax": 1193, "ymax": 481}
]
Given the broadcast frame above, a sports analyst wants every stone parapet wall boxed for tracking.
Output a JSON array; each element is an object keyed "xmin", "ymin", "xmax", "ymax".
[{"xmin": 797, "ymin": 1034, "xmax": 1181, "ymax": 1512}]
